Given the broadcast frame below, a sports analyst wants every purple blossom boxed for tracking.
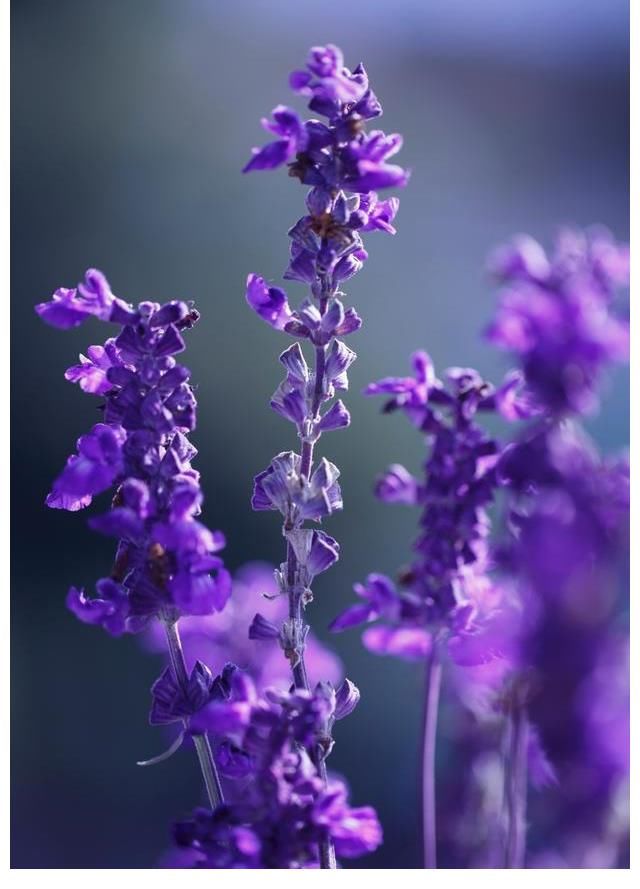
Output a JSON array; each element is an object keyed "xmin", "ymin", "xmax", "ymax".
[
  {"xmin": 36, "ymin": 268, "xmax": 135, "ymax": 329},
  {"xmin": 66, "ymin": 578, "xmax": 131, "ymax": 637},
  {"xmin": 46, "ymin": 423, "xmax": 126, "ymax": 511},
  {"xmin": 481, "ymin": 228, "xmax": 631, "ymax": 868},
  {"xmin": 374, "ymin": 463, "xmax": 419, "ymax": 505},
  {"xmin": 64, "ymin": 340, "xmax": 121, "ymax": 395},
  {"xmin": 290, "ymin": 44, "xmax": 368, "ymax": 106},
  {"xmin": 244, "ymin": 43, "xmax": 407, "ymax": 290},
  {"xmin": 486, "ymin": 228, "xmax": 629, "ymax": 416},
  {"xmin": 37, "ymin": 270, "xmax": 229, "ymax": 631},
  {"xmin": 242, "ymin": 45, "xmax": 407, "ymax": 868},
  {"xmin": 149, "ymin": 660, "xmax": 215, "ymax": 726},
  {"xmin": 252, "ymin": 452, "xmax": 342, "ymax": 523},
  {"xmin": 243, "ymin": 106, "xmax": 308, "ymax": 173},
  {"xmin": 333, "ymin": 352, "xmax": 524, "ymax": 663},
  {"xmin": 174, "ymin": 677, "xmax": 382, "ymax": 868},
  {"xmin": 245, "ymin": 274, "xmax": 293, "ymax": 330}
]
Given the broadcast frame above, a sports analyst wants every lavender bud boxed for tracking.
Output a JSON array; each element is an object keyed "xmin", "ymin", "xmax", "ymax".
[{"xmin": 334, "ymin": 678, "xmax": 361, "ymax": 720}]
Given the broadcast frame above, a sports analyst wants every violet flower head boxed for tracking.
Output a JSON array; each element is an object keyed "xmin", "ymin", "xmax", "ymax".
[
  {"xmin": 37, "ymin": 270, "xmax": 230, "ymax": 634},
  {"xmin": 332, "ymin": 352, "xmax": 529, "ymax": 667},
  {"xmin": 486, "ymin": 228, "xmax": 629, "ymax": 416},
  {"xmin": 483, "ymin": 228, "xmax": 630, "ymax": 868},
  {"xmin": 176, "ymin": 671, "xmax": 382, "ymax": 868},
  {"xmin": 244, "ymin": 42, "xmax": 407, "ymax": 310},
  {"xmin": 242, "ymin": 47, "xmax": 407, "ymax": 868},
  {"xmin": 243, "ymin": 45, "xmax": 408, "ymax": 694}
]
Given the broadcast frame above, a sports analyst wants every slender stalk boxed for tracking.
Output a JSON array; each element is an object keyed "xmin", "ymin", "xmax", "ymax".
[
  {"xmin": 163, "ymin": 617, "xmax": 224, "ymax": 809},
  {"xmin": 504, "ymin": 706, "xmax": 529, "ymax": 868},
  {"xmin": 283, "ymin": 294, "xmax": 336, "ymax": 869},
  {"xmin": 421, "ymin": 641, "xmax": 443, "ymax": 869}
]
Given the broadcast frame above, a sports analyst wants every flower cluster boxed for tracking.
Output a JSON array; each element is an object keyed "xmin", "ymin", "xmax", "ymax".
[
  {"xmin": 481, "ymin": 228, "xmax": 630, "ymax": 866},
  {"xmin": 36, "ymin": 269, "xmax": 230, "ymax": 634},
  {"xmin": 243, "ymin": 41, "xmax": 407, "ymax": 703},
  {"xmin": 331, "ymin": 351, "xmax": 527, "ymax": 665},
  {"xmin": 485, "ymin": 231, "xmax": 630, "ymax": 683},
  {"xmin": 240, "ymin": 43, "xmax": 406, "ymax": 867},
  {"xmin": 173, "ymin": 668, "xmax": 380, "ymax": 868}
]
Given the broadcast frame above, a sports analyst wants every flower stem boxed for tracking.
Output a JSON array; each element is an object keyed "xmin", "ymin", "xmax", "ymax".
[
  {"xmin": 504, "ymin": 706, "xmax": 529, "ymax": 868},
  {"xmin": 163, "ymin": 617, "xmax": 224, "ymax": 809},
  {"xmin": 421, "ymin": 641, "xmax": 442, "ymax": 869},
  {"xmin": 283, "ymin": 298, "xmax": 336, "ymax": 869}
]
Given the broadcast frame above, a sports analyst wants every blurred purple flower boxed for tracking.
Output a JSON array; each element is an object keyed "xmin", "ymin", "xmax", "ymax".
[
  {"xmin": 334, "ymin": 352, "xmax": 526, "ymax": 666},
  {"xmin": 486, "ymin": 228, "xmax": 629, "ymax": 416}
]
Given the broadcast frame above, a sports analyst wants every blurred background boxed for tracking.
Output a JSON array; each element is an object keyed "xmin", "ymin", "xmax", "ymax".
[{"xmin": 11, "ymin": 0, "xmax": 629, "ymax": 869}]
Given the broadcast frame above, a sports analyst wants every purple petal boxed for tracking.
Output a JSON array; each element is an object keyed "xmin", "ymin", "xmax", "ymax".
[
  {"xmin": 190, "ymin": 700, "xmax": 251, "ymax": 734},
  {"xmin": 329, "ymin": 603, "xmax": 373, "ymax": 632},
  {"xmin": 307, "ymin": 530, "xmax": 340, "ymax": 575},
  {"xmin": 279, "ymin": 343, "xmax": 308, "ymax": 380},
  {"xmin": 243, "ymin": 139, "xmax": 291, "ymax": 173},
  {"xmin": 35, "ymin": 288, "xmax": 85, "ymax": 329},
  {"xmin": 89, "ymin": 508, "xmax": 143, "ymax": 540},
  {"xmin": 374, "ymin": 464, "xmax": 418, "ymax": 505},
  {"xmin": 248, "ymin": 612, "xmax": 280, "ymax": 641},
  {"xmin": 364, "ymin": 375, "xmax": 414, "ymax": 396},
  {"xmin": 362, "ymin": 625, "xmax": 432, "ymax": 661},
  {"xmin": 350, "ymin": 161, "xmax": 410, "ymax": 193},
  {"xmin": 317, "ymin": 400, "xmax": 351, "ymax": 432},
  {"xmin": 334, "ymin": 678, "xmax": 360, "ymax": 720},
  {"xmin": 245, "ymin": 274, "xmax": 293, "ymax": 330}
]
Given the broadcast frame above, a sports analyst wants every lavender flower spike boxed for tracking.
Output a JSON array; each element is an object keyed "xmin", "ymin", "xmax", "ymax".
[
  {"xmin": 37, "ymin": 269, "xmax": 230, "ymax": 809},
  {"xmin": 332, "ymin": 352, "xmax": 530, "ymax": 867},
  {"xmin": 176, "ymin": 673, "xmax": 382, "ymax": 868},
  {"xmin": 244, "ymin": 43, "xmax": 407, "ymax": 868},
  {"xmin": 484, "ymin": 228, "xmax": 630, "ymax": 868}
]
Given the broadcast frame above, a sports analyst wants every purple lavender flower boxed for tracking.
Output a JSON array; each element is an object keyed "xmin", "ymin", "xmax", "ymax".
[
  {"xmin": 37, "ymin": 270, "xmax": 230, "ymax": 632},
  {"xmin": 149, "ymin": 660, "xmax": 215, "ymax": 726},
  {"xmin": 481, "ymin": 228, "xmax": 631, "ymax": 868},
  {"xmin": 486, "ymin": 228, "xmax": 629, "ymax": 416},
  {"xmin": 242, "ymin": 106, "xmax": 309, "ymax": 173},
  {"xmin": 245, "ymin": 274, "xmax": 293, "ymax": 329},
  {"xmin": 244, "ymin": 45, "xmax": 407, "ymax": 307},
  {"xmin": 176, "ymin": 673, "xmax": 382, "ymax": 868},
  {"xmin": 332, "ymin": 352, "xmax": 527, "ymax": 664},
  {"xmin": 247, "ymin": 44, "xmax": 408, "ymax": 196},
  {"xmin": 38, "ymin": 269, "xmax": 231, "ymax": 815},
  {"xmin": 243, "ymin": 44, "xmax": 405, "ymax": 868},
  {"xmin": 35, "ymin": 268, "xmax": 135, "ymax": 329},
  {"xmin": 252, "ymin": 452, "xmax": 343, "ymax": 523}
]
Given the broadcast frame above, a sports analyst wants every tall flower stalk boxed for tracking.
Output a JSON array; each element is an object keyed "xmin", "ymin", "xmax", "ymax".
[
  {"xmin": 331, "ymin": 353, "xmax": 530, "ymax": 867},
  {"xmin": 243, "ymin": 44, "xmax": 408, "ymax": 868},
  {"xmin": 486, "ymin": 228, "xmax": 630, "ymax": 866},
  {"xmin": 35, "ymin": 269, "xmax": 231, "ymax": 808}
]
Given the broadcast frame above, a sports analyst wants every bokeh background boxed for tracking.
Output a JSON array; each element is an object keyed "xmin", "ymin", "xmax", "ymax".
[{"xmin": 11, "ymin": 0, "xmax": 629, "ymax": 869}]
